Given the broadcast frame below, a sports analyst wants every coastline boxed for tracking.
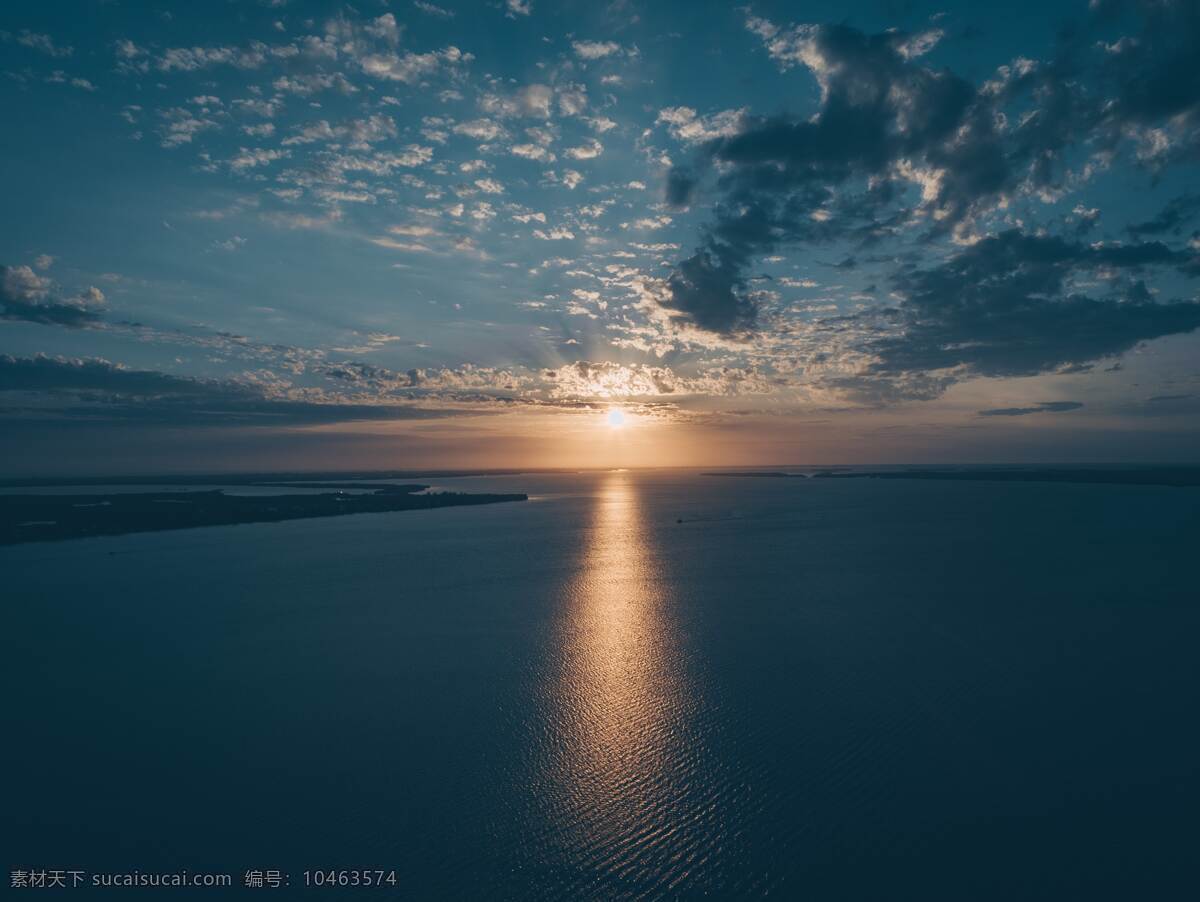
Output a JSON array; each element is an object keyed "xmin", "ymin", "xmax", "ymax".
[{"xmin": 0, "ymin": 485, "xmax": 528, "ymax": 546}]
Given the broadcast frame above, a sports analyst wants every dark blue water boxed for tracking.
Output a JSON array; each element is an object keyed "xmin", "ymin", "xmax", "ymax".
[{"xmin": 4, "ymin": 471, "xmax": 1198, "ymax": 898}]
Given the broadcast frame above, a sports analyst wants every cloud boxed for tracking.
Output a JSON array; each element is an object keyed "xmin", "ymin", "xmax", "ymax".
[
  {"xmin": 310, "ymin": 146, "xmax": 434, "ymax": 179},
  {"xmin": 156, "ymin": 43, "xmax": 280, "ymax": 72},
  {"xmin": 557, "ymin": 84, "xmax": 588, "ymax": 117},
  {"xmin": 413, "ymin": 1, "xmax": 455, "ymax": 17},
  {"xmin": 0, "ymin": 354, "xmax": 230, "ymax": 395},
  {"xmin": 158, "ymin": 107, "xmax": 219, "ymax": 148},
  {"xmin": 112, "ymin": 38, "xmax": 146, "ymax": 68},
  {"xmin": 479, "ymin": 84, "xmax": 554, "ymax": 118},
  {"xmin": 872, "ymin": 230, "xmax": 1200, "ymax": 379},
  {"xmin": 894, "ymin": 28, "xmax": 945, "ymax": 60},
  {"xmin": 533, "ymin": 227, "xmax": 575, "ymax": 240},
  {"xmin": 229, "ymin": 147, "xmax": 289, "ymax": 171},
  {"xmin": 572, "ymin": 40, "xmax": 621, "ymax": 60},
  {"xmin": 11, "ymin": 30, "xmax": 73, "ymax": 58},
  {"xmin": 506, "ymin": 0, "xmax": 532, "ymax": 17},
  {"xmin": 661, "ymin": 247, "xmax": 756, "ymax": 334},
  {"xmin": 511, "ymin": 143, "xmax": 554, "ymax": 162},
  {"xmin": 388, "ymin": 225, "xmax": 438, "ymax": 238},
  {"xmin": 652, "ymin": 17, "xmax": 997, "ymax": 335},
  {"xmin": 453, "ymin": 118, "xmax": 507, "ymax": 141},
  {"xmin": 468, "ymin": 202, "xmax": 496, "ymax": 221},
  {"xmin": 978, "ymin": 401, "xmax": 1085, "ymax": 417},
  {"xmin": 657, "ymin": 107, "xmax": 747, "ymax": 144},
  {"xmin": 262, "ymin": 210, "xmax": 344, "ymax": 230},
  {"xmin": 653, "ymin": 4, "xmax": 1200, "ymax": 353},
  {"xmin": 563, "ymin": 138, "xmax": 603, "ymax": 160},
  {"xmin": 1, "ymin": 266, "xmax": 105, "ymax": 328},
  {"xmin": 0, "ymin": 355, "xmax": 470, "ymax": 427},
  {"xmin": 584, "ymin": 116, "xmax": 616, "ymax": 133},
  {"xmin": 358, "ymin": 45, "xmax": 471, "ymax": 83},
  {"xmin": 322, "ymin": 361, "xmax": 527, "ymax": 393},
  {"xmin": 623, "ymin": 216, "xmax": 672, "ymax": 230},
  {"xmin": 371, "ymin": 237, "xmax": 434, "ymax": 253},
  {"xmin": 1126, "ymin": 193, "xmax": 1200, "ymax": 238},
  {"xmin": 363, "ymin": 13, "xmax": 402, "ymax": 45},
  {"xmin": 272, "ymin": 72, "xmax": 357, "ymax": 96},
  {"xmin": 544, "ymin": 360, "xmax": 775, "ymax": 399},
  {"xmin": 281, "ymin": 115, "xmax": 397, "ymax": 147},
  {"xmin": 1087, "ymin": 0, "xmax": 1200, "ymax": 166}
]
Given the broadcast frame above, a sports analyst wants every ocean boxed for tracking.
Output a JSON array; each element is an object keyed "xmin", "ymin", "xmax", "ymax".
[{"xmin": 4, "ymin": 470, "xmax": 1198, "ymax": 899}]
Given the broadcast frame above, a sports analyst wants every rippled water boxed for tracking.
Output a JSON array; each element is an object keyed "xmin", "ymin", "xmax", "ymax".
[{"xmin": 5, "ymin": 471, "xmax": 1198, "ymax": 898}]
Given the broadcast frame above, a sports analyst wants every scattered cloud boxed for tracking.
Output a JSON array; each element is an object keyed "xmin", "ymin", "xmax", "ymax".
[
  {"xmin": 563, "ymin": 138, "xmax": 603, "ymax": 160},
  {"xmin": 11, "ymin": 30, "xmax": 74, "ymax": 58},
  {"xmin": 413, "ymin": 1, "xmax": 455, "ymax": 18},
  {"xmin": 572, "ymin": 40, "xmax": 621, "ymax": 60},
  {"xmin": 657, "ymin": 106, "xmax": 747, "ymax": 144}
]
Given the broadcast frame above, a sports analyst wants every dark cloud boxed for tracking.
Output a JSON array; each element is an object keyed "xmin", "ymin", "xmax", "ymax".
[
  {"xmin": 656, "ymin": 21, "xmax": 1041, "ymax": 334},
  {"xmin": 662, "ymin": 246, "xmax": 756, "ymax": 333},
  {"xmin": 978, "ymin": 401, "xmax": 1085, "ymax": 417},
  {"xmin": 0, "ymin": 354, "xmax": 238, "ymax": 395},
  {"xmin": 0, "ymin": 355, "xmax": 459, "ymax": 426},
  {"xmin": 872, "ymin": 230, "xmax": 1200, "ymax": 378},
  {"xmin": 1090, "ymin": 0, "xmax": 1200, "ymax": 163},
  {"xmin": 657, "ymin": 0, "xmax": 1200, "ymax": 416},
  {"xmin": 1126, "ymin": 193, "xmax": 1200, "ymax": 238},
  {"xmin": 1, "ymin": 264, "xmax": 104, "ymax": 327},
  {"xmin": 0, "ymin": 298, "xmax": 101, "ymax": 327},
  {"xmin": 664, "ymin": 167, "xmax": 697, "ymax": 208}
]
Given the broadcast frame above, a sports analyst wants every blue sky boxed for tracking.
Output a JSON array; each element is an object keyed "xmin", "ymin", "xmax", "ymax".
[{"xmin": 2, "ymin": 0, "xmax": 1200, "ymax": 472}]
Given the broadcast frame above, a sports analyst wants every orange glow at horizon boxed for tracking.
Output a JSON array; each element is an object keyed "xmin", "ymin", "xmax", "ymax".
[{"xmin": 300, "ymin": 403, "xmax": 852, "ymax": 470}]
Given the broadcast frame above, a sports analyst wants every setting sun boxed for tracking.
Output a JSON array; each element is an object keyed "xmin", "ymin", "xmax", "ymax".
[{"xmin": 606, "ymin": 408, "xmax": 627, "ymax": 429}]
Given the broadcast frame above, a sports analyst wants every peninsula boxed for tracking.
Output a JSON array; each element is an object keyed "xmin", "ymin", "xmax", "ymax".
[{"xmin": 0, "ymin": 483, "xmax": 527, "ymax": 546}]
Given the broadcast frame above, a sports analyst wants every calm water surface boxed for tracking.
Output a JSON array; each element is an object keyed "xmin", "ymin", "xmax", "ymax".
[{"xmin": 4, "ymin": 471, "xmax": 1198, "ymax": 899}]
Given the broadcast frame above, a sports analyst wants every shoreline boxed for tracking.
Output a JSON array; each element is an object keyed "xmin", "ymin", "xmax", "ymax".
[{"xmin": 0, "ymin": 486, "xmax": 528, "ymax": 546}]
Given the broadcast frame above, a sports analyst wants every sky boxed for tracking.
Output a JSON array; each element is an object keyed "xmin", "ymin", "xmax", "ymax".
[{"xmin": 2, "ymin": 0, "xmax": 1200, "ymax": 474}]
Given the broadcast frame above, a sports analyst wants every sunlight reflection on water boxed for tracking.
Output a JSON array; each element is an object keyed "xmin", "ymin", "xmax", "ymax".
[{"xmin": 537, "ymin": 471, "xmax": 717, "ymax": 892}]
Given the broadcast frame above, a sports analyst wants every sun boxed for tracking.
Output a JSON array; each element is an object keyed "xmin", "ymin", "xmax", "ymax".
[{"xmin": 606, "ymin": 408, "xmax": 627, "ymax": 429}]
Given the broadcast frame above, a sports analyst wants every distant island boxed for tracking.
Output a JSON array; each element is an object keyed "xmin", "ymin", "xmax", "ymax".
[
  {"xmin": 705, "ymin": 467, "xmax": 1200, "ymax": 488},
  {"xmin": 0, "ymin": 483, "xmax": 527, "ymax": 546}
]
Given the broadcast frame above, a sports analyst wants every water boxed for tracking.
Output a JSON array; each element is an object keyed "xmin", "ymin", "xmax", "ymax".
[{"xmin": 4, "ymin": 471, "xmax": 1198, "ymax": 899}]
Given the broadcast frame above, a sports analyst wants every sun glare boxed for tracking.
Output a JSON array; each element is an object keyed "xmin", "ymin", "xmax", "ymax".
[{"xmin": 607, "ymin": 408, "xmax": 627, "ymax": 429}]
